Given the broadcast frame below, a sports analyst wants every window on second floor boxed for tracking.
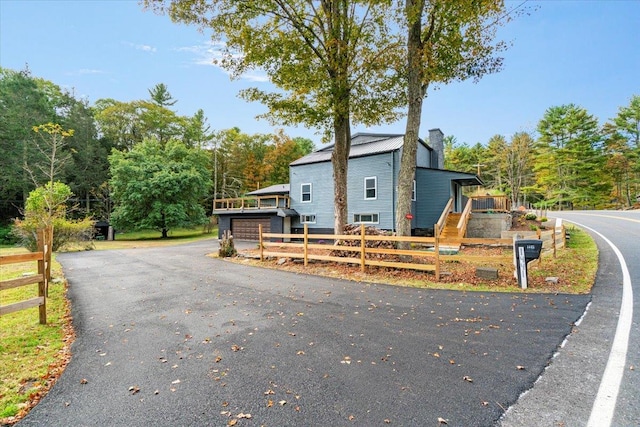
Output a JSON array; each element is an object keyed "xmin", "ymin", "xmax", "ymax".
[
  {"xmin": 301, "ymin": 183, "xmax": 312, "ymax": 202},
  {"xmin": 364, "ymin": 176, "xmax": 377, "ymax": 200}
]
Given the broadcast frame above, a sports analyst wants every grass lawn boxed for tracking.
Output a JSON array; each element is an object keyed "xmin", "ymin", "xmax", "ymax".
[
  {"xmin": 0, "ymin": 227, "xmax": 216, "ymax": 423},
  {"xmin": 77, "ymin": 227, "xmax": 218, "ymax": 251},
  {"xmin": 0, "ymin": 250, "xmax": 72, "ymax": 423}
]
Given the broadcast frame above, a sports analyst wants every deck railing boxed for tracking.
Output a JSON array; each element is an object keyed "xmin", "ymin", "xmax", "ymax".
[
  {"xmin": 213, "ymin": 195, "xmax": 290, "ymax": 211},
  {"xmin": 470, "ymin": 195, "xmax": 511, "ymax": 212}
]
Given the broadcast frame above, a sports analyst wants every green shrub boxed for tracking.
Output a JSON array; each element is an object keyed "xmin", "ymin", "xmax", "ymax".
[
  {"xmin": 525, "ymin": 213, "xmax": 537, "ymax": 220},
  {"xmin": 12, "ymin": 217, "xmax": 95, "ymax": 252},
  {"xmin": 0, "ymin": 225, "xmax": 19, "ymax": 245},
  {"xmin": 12, "ymin": 181, "xmax": 95, "ymax": 252}
]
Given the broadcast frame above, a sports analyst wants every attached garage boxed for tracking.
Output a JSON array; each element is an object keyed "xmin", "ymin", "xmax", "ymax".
[{"xmin": 231, "ymin": 218, "xmax": 271, "ymax": 241}]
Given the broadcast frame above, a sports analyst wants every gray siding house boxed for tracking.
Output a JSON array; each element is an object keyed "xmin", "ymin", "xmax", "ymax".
[
  {"xmin": 288, "ymin": 129, "xmax": 480, "ymax": 235},
  {"xmin": 213, "ymin": 129, "xmax": 481, "ymax": 239}
]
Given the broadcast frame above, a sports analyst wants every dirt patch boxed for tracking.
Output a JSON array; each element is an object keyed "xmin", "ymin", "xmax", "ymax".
[{"xmin": 510, "ymin": 210, "xmax": 547, "ymax": 232}]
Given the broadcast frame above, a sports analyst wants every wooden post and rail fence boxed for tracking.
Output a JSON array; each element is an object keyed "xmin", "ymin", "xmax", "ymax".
[
  {"xmin": 258, "ymin": 223, "xmax": 566, "ymax": 281},
  {"xmin": 0, "ymin": 227, "xmax": 52, "ymax": 325}
]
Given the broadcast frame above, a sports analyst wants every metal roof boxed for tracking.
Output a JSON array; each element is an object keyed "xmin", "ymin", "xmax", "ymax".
[
  {"xmin": 246, "ymin": 184, "xmax": 290, "ymax": 196},
  {"xmin": 290, "ymin": 133, "xmax": 432, "ymax": 166}
]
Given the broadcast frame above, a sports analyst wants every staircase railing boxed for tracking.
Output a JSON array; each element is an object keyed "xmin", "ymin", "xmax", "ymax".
[
  {"xmin": 435, "ymin": 198, "xmax": 454, "ymax": 237},
  {"xmin": 456, "ymin": 198, "xmax": 473, "ymax": 238}
]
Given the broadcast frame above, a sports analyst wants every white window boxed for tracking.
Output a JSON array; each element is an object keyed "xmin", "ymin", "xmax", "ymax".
[
  {"xmin": 301, "ymin": 183, "xmax": 312, "ymax": 202},
  {"xmin": 353, "ymin": 213, "xmax": 379, "ymax": 224},
  {"xmin": 412, "ymin": 180, "xmax": 417, "ymax": 201},
  {"xmin": 300, "ymin": 214, "xmax": 316, "ymax": 224},
  {"xmin": 364, "ymin": 176, "xmax": 377, "ymax": 200}
]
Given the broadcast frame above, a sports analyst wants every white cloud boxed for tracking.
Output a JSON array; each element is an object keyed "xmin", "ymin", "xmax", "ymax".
[
  {"xmin": 65, "ymin": 68, "xmax": 106, "ymax": 76},
  {"xmin": 176, "ymin": 40, "xmax": 268, "ymax": 82},
  {"xmin": 78, "ymin": 68, "xmax": 105, "ymax": 75},
  {"xmin": 123, "ymin": 41, "xmax": 157, "ymax": 53}
]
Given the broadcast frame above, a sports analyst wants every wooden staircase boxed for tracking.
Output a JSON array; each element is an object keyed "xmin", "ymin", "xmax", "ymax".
[{"xmin": 439, "ymin": 213, "xmax": 463, "ymax": 252}]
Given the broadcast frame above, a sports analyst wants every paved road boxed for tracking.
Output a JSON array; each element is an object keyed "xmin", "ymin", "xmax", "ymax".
[
  {"xmin": 19, "ymin": 239, "xmax": 591, "ymax": 426},
  {"xmin": 501, "ymin": 210, "xmax": 639, "ymax": 427}
]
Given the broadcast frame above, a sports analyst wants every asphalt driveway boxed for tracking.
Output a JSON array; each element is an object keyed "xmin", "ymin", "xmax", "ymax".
[{"xmin": 18, "ymin": 239, "xmax": 590, "ymax": 426}]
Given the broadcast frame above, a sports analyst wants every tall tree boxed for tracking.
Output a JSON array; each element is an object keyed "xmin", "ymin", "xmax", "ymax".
[
  {"xmin": 263, "ymin": 130, "xmax": 312, "ymax": 186},
  {"xmin": 504, "ymin": 132, "xmax": 534, "ymax": 207},
  {"xmin": 148, "ymin": 83, "xmax": 177, "ymax": 108},
  {"xmin": 484, "ymin": 134, "xmax": 508, "ymax": 190},
  {"xmin": 145, "ymin": 0, "xmax": 403, "ymax": 233},
  {"xmin": 0, "ymin": 67, "xmax": 56, "ymax": 218},
  {"xmin": 602, "ymin": 122, "xmax": 633, "ymax": 207},
  {"xmin": 62, "ymin": 96, "xmax": 110, "ymax": 216},
  {"xmin": 213, "ymin": 127, "xmax": 271, "ymax": 197},
  {"xmin": 29, "ymin": 123, "xmax": 74, "ymax": 186},
  {"xmin": 610, "ymin": 95, "xmax": 640, "ymax": 205},
  {"xmin": 94, "ymin": 98, "xmax": 188, "ymax": 149},
  {"xmin": 109, "ymin": 138, "xmax": 211, "ymax": 238},
  {"xmin": 183, "ymin": 109, "xmax": 213, "ymax": 149},
  {"xmin": 535, "ymin": 104, "xmax": 608, "ymax": 209},
  {"xmin": 395, "ymin": 0, "xmax": 510, "ymax": 237}
]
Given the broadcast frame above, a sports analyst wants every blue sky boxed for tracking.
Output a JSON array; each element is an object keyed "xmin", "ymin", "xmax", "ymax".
[{"xmin": 1, "ymin": 0, "xmax": 639, "ymax": 147}]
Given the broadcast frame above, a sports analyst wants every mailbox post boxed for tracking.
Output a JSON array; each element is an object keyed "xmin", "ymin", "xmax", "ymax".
[{"xmin": 514, "ymin": 239, "xmax": 543, "ymax": 289}]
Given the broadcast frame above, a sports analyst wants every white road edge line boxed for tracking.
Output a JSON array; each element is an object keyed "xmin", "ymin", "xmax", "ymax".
[{"xmin": 565, "ymin": 220, "xmax": 633, "ymax": 427}]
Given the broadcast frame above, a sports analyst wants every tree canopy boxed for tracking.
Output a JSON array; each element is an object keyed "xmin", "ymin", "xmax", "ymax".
[
  {"xmin": 109, "ymin": 138, "xmax": 212, "ymax": 238},
  {"xmin": 145, "ymin": 0, "xmax": 404, "ymax": 233}
]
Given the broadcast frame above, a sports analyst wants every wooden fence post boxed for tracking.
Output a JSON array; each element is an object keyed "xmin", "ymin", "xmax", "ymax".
[
  {"xmin": 303, "ymin": 224, "xmax": 308, "ymax": 267},
  {"xmin": 360, "ymin": 224, "xmax": 366, "ymax": 272},
  {"xmin": 434, "ymin": 224, "xmax": 440, "ymax": 281},
  {"xmin": 537, "ymin": 228, "xmax": 543, "ymax": 265},
  {"xmin": 36, "ymin": 228, "xmax": 49, "ymax": 325},
  {"xmin": 259, "ymin": 224, "xmax": 264, "ymax": 261}
]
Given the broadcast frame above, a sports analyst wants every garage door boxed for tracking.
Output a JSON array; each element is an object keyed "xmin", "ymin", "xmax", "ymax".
[{"xmin": 231, "ymin": 218, "xmax": 271, "ymax": 240}]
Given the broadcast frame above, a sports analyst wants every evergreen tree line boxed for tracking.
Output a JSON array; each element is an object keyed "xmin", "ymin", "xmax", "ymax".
[
  {"xmin": 444, "ymin": 97, "xmax": 640, "ymax": 210},
  {"xmin": 0, "ymin": 67, "xmax": 315, "ymax": 225}
]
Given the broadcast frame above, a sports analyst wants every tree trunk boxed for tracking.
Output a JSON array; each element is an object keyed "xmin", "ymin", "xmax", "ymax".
[
  {"xmin": 161, "ymin": 212, "xmax": 168, "ymax": 238},
  {"xmin": 332, "ymin": 113, "xmax": 351, "ymax": 235},
  {"xmin": 396, "ymin": 0, "xmax": 427, "ymax": 241}
]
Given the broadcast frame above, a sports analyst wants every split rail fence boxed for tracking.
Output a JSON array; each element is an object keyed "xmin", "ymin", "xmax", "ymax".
[
  {"xmin": 0, "ymin": 227, "xmax": 52, "ymax": 324},
  {"xmin": 258, "ymin": 224, "xmax": 566, "ymax": 281}
]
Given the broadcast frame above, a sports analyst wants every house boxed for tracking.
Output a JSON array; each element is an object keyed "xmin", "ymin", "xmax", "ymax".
[{"xmin": 213, "ymin": 129, "xmax": 482, "ymax": 240}]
